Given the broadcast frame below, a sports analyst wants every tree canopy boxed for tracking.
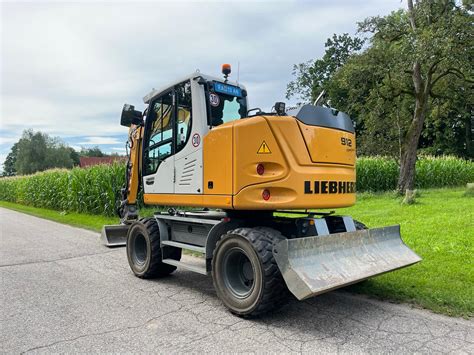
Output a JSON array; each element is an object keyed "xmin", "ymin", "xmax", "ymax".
[
  {"xmin": 1, "ymin": 131, "xmax": 116, "ymax": 176},
  {"xmin": 13, "ymin": 130, "xmax": 74, "ymax": 175},
  {"xmin": 287, "ymin": 0, "xmax": 472, "ymax": 192}
]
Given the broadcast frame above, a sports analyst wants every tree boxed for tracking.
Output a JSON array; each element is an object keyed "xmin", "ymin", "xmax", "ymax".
[
  {"xmin": 358, "ymin": 0, "xmax": 472, "ymax": 193},
  {"xmin": 14, "ymin": 130, "xmax": 73, "ymax": 175},
  {"xmin": 68, "ymin": 147, "xmax": 80, "ymax": 166},
  {"xmin": 287, "ymin": 1, "xmax": 472, "ymax": 193},
  {"xmin": 3, "ymin": 143, "xmax": 18, "ymax": 176},
  {"xmin": 286, "ymin": 33, "xmax": 365, "ymax": 102},
  {"xmin": 80, "ymin": 146, "xmax": 106, "ymax": 157}
]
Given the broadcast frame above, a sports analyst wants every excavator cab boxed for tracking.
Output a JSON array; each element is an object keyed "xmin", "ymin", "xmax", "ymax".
[{"xmin": 101, "ymin": 67, "xmax": 421, "ymax": 316}]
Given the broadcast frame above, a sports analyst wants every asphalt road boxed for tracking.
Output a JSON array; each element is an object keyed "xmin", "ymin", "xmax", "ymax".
[{"xmin": 1, "ymin": 208, "xmax": 472, "ymax": 354}]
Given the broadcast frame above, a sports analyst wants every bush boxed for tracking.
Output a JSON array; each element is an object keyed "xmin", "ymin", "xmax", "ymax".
[{"xmin": 1, "ymin": 156, "xmax": 472, "ymax": 215}]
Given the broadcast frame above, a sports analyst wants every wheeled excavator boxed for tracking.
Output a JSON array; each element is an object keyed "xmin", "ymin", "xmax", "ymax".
[{"xmin": 102, "ymin": 65, "xmax": 421, "ymax": 316}]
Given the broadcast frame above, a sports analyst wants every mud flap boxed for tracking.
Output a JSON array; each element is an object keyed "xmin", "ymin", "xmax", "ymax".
[
  {"xmin": 273, "ymin": 225, "xmax": 421, "ymax": 300},
  {"xmin": 100, "ymin": 224, "xmax": 129, "ymax": 247}
]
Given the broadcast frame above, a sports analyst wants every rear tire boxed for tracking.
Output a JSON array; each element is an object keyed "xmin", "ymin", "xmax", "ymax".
[
  {"xmin": 127, "ymin": 218, "xmax": 181, "ymax": 278},
  {"xmin": 212, "ymin": 227, "xmax": 289, "ymax": 317}
]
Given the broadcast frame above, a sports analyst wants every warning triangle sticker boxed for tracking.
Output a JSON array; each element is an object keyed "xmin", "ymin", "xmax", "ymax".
[{"xmin": 257, "ymin": 141, "xmax": 272, "ymax": 154}]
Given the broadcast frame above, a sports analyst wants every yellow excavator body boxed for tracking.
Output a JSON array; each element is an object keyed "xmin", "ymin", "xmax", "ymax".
[{"xmin": 143, "ymin": 114, "xmax": 356, "ymax": 209}]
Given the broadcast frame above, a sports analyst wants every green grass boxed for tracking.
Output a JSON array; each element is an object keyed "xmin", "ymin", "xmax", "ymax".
[
  {"xmin": 1, "ymin": 188, "xmax": 473, "ymax": 318},
  {"xmin": 329, "ymin": 188, "xmax": 473, "ymax": 318},
  {"xmin": 0, "ymin": 201, "xmax": 117, "ymax": 232}
]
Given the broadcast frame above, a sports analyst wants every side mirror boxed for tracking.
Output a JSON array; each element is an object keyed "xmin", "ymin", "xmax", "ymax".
[{"xmin": 121, "ymin": 104, "xmax": 143, "ymax": 127}]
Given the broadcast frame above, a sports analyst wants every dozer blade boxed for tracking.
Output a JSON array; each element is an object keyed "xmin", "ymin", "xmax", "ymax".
[
  {"xmin": 273, "ymin": 225, "xmax": 421, "ymax": 300},
  {"xmin": 100, "ymin": 224, "xmax": 130, "ymax": 247}
]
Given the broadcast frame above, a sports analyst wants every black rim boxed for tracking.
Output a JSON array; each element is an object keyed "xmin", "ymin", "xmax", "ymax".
[
  {"xmin": 133, "ymin": 233, "xmax": 147, "ymax": 265},
  {"xmin": 222, "ymin": 247, "xmax": 255, "ymax": 298}
]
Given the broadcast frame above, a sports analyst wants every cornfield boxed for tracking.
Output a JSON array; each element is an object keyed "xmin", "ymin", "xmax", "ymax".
[
  {"xmin": 356, "ymin": 156, "xmax": 474, "ymax": 192},
  {"xmin": 0, "ymin": 164, "xmax": 125, "ymax": 216},
  {"xmin": 0, "ymin": 156, "xmax": 472, "ymax": 216}
]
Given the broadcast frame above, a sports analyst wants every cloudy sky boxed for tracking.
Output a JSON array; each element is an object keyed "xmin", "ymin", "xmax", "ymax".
[{"xmin": 0, "ymin": 0, "xmax": 403, "ymax": 170}]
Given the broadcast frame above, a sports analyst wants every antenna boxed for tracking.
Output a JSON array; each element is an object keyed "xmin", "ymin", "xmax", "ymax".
[{"xmin": 314, "ymin": 90, "xmax": 326, "ymax": 106}]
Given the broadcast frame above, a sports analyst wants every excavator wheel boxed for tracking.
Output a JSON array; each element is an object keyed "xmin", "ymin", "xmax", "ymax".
[
  {"xmin": 212, "ymin": 227, "xmax": 290, "ymax": 317},
  {"xmin": 127, "ymin": 218, "xmax": 181, "ymax": 278}
]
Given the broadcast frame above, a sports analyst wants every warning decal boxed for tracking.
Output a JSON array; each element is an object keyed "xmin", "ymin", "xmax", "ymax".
[{"xmin": 257, "ymin": 141, "xmax": 271, "ymax": 154}]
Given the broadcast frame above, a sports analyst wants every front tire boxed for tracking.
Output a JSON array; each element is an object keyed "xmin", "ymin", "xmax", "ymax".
[
  {"xmin": 212, "ymin": 227, "xmax": 289, "ymax": 317},
  {"xmin": 127, "ymin": 218, "xmax": 180, "ymax": 278}
]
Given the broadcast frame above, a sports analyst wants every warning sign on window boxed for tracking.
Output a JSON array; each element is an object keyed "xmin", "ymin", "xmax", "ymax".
[{"xmin": 257, "ymin": 141, "xmax": 271, "ymax": 154}]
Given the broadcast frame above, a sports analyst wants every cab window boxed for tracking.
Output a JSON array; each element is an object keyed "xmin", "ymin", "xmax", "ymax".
[
  {"xmin": 175, "ymin": 81, "xmax": 192, "ymax": 152},
  {"xmin": 144, "ymin": 91, "xmax": 173, "ymax": 175},
  {"xmin": 210, "ymin": 92, "xmax": 247, "ymax": 126},
  {"xmin": 143, "ymin": 81, "xmax": 193, "ymax": 176}
]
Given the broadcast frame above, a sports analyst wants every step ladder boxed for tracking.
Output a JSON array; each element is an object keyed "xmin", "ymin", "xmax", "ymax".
[{"xmin": 161, "ymin": 240, "xmax": 208, "ymax": 275}]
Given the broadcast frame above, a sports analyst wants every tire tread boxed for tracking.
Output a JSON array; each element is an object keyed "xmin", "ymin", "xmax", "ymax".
[
  {"xmin": 213, "ymin": 226, "xmax": 290, "ymax": 317},
  {"xmin": 130, "ymin": 218, "xmax": 179, "ymax": 279}
]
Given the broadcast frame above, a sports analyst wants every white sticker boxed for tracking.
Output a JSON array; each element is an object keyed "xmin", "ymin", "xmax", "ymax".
[
  {"xmin": 209, "ymin": 93, "xmax": 220, "ymax": 107},
  {"xmin": 192, "ymin": 133, "xmax": 201, "ymax": 147}
]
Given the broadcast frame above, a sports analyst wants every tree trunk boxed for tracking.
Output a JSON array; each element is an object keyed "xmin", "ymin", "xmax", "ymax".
[
  {"xmin": 397, "ymin": 58, "xmax": 431, "ymax": 194},
  {"xmin": 466, "ymin": 113, "xmax": 473, "ymax": 158},
  {"xmin": 397, "ymin": 93, "xmax": 429, "ymax": 193}
]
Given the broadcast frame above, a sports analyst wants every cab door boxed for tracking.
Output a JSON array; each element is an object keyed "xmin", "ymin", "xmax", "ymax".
[
  {"xmin": 142, "ymin": 90, "xmax": 175, "ymax": 194},
  {"xmin": 173, "ymin": 79, "xmax": 203, "ymax": 194}
]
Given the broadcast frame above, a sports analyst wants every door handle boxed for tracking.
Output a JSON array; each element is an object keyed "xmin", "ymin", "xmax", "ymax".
[{"xmin": 145, "ymin": 178, "xmax": 154, "ymax": 185}]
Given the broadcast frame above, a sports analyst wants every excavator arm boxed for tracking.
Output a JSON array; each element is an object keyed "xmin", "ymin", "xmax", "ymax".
[
  {"xmin": 101, "ymin": 106, "xmax": 144, "ymax": 247},
  {"xmin": 117, "ymin": 124, "xmax": 143, "ymax": 223}
]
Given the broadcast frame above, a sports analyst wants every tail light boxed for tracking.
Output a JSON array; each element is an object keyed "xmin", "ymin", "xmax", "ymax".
[{"xmin": 262, "ymin": 189, "xmax": 270, "ymax": 201}]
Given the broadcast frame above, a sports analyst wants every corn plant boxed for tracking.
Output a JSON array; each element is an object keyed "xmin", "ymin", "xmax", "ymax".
[
  {"xmin": 0, "ymin": 163, "xmax": 125, "ymax": 216},
  {"xmin": 0, "ymin": 156, "xmax": 472, "ymax": 215}
]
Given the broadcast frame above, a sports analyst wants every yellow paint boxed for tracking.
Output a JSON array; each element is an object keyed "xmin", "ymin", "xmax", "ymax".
[
  {"xmin": 144, "ymin": 193, "xmax": 232, "ymax": 208},
  {"xmin": 230, "ymin": 115, "xmax": 356, "ymax": 209},
  {"xmin": 142, "ymin": 114, "xmax": 356, "ymax": 210},
  {"xmin": 233, "ymin": 116, "xmax": 288, "ymax": 195},
  {"xmin": 126, "ymin": 124, "xmax": 143, "ymax": 205},
  {"xmin": 297, "ymin": 121, "xmax": 355, "ymax": 166},
  {"xmin": 203, "ymin": 123, "xmax": 233, "ymax": 194},
  {"xmin": 257, "ymin": 141, "xmax": 271, "ymax": 154}
]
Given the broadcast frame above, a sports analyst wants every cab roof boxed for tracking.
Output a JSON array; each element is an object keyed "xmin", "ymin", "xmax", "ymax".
[{"xmin": 143, "ymin": 71, "xmax": 246, "ymax": 104}]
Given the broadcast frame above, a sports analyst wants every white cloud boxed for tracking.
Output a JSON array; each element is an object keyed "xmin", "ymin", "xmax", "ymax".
[
  {"xmin": 1, "ymin": 0, "xmax": 403, "ymax": 167},
  {"xmin": 0, "ymin": 153, "xmax": 7, "ymax": 172},
  {"xmin": 69, "ymin": 145, "xmax": 82, "ymax": 151},
  {"xmin": 0, "ymin": 136, "xmax": 18, "ymax": 145},
  {"xmin": 78, "ymin": 136, "xmax": 123, "ymax": 145}
]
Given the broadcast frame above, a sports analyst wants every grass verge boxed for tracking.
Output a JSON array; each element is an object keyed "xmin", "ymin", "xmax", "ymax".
[
  {"xmin": 0, "ymin": 201, "xmax": 117, "ymax": 232},
  {"xmin": 1, "ymin": 187, "xmax": 472, "ymax": 318},
  {"xmin": 328, "ymin": 188, "xmax": 473, "ymax": 318}
]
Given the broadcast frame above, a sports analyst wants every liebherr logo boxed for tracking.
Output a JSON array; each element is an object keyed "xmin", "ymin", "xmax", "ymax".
[{"xmin": 304, "ymin": 181, "xmax": 355, "ymax": 194}]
